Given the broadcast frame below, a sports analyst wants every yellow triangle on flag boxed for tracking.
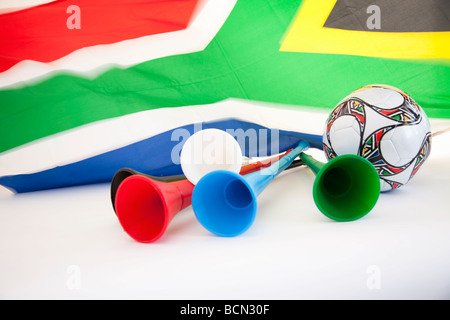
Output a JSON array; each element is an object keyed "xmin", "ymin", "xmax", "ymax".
[{"xmin": 280, "ymin": 0, "xmax": 450, "ymax": 59}]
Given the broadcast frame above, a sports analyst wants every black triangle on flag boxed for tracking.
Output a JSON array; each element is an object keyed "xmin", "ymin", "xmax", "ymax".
[{"xmin": 324, "ymin": 0, "xmax": 450, "ymax": 32}]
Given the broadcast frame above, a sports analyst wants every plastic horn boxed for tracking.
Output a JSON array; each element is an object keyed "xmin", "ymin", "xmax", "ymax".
[
  {"xmin": 110, "ymin": 150, "xmax": 298, "ymax": 213},
  {"xmin": 300, "ymin": 153, "xmax": 380, "ymax": 222},
  {"xmin": 192, "ymin": 140, "xmax": 310, "ymax": 237},
  {"xmin": 113, "ymin": 152, "xmax": 293, "ymax": 243},
  {"xmin": 110, "ymin": 168, "xmax": 184, "ymax": 212}
]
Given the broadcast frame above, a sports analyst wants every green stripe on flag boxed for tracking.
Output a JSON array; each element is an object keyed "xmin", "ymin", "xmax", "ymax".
[{"xmin": 1, "ymin": 0, "xmax": 449, "ymax": 153}]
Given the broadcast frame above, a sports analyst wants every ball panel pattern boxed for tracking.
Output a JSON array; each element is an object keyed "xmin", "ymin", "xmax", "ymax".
[{"xmin": 323, "ymin": 85, "xmax": 432, "ymax": 192}]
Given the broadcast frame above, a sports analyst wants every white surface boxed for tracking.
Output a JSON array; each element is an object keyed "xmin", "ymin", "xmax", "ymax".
[{"xmin": 0, "ymin": 125, "xmax": 449, "ymax": 300}]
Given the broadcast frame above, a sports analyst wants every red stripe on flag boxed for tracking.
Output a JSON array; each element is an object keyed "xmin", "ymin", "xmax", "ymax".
[{"xmin": 0, "ymin": 0, "xmax": 199, "ymax": 72}]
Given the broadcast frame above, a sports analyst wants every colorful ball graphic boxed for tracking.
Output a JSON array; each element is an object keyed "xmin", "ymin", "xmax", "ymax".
[{"xmin": 323, "ymin": 84, "xmax": 432, "ymax": 192}]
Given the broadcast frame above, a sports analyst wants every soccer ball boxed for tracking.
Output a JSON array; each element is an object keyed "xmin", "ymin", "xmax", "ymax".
[{"xmin": 322, "ymin": 84, "xmax": 432, "ymax": 192}]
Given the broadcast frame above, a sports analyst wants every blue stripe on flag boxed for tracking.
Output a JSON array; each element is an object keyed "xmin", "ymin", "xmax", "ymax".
[{"xmin": 0, "ymin": 119, "xmax": 323, "ymax": 193}]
